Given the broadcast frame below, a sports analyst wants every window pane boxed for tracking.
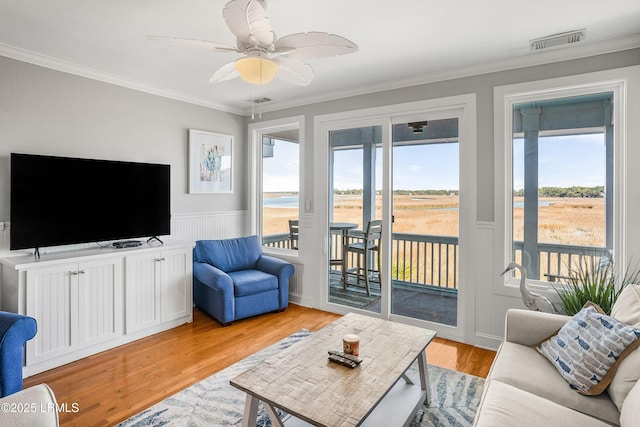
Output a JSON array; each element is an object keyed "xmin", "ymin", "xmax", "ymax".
[
  {"xmin": 262, "ymin": 137, "xmax": 299, "ymax": 249},
  {"xmin": 512, "ymin": 93, "xmax": 611, "ymax": 280}
]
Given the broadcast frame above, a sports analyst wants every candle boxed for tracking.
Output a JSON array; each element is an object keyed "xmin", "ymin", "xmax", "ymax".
[{"xmin": 343, "ymin": 334, "xmax": 360, "ymax": 356}]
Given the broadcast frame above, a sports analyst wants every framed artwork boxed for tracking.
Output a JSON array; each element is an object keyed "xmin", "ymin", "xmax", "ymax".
[{"xmin": 188, "ymin": 129, "xmax": 233, "ymax": 194}]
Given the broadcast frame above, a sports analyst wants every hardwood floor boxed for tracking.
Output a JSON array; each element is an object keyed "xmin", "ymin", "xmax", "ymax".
[{"xmin": 23, "ymin": 305, "xmax": 496, "ymax": 426}]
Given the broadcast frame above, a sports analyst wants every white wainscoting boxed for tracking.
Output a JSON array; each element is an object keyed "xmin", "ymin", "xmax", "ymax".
[
  {"xmin": 170, "ymin": 211, "xmax": 248, "ymax": 242},
  {"xmin": 288, "ymin": 262, "xmax": 312, "ymax": 307}
]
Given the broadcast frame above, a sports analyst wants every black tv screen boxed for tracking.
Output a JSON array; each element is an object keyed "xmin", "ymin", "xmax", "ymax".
[{"xmin": 10, "ymin": 153, "xmax": 171, "ymax": 250}]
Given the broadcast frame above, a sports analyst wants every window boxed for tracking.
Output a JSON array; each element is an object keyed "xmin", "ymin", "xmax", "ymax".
[
  {"xmin": 248, "ymin": 117, "xmax": 303, "ymax": 253},
  {"xmin": 262, "ymin": 134, "xmax": 300, "ymax": 249},
  {"xmin": 494, "ymin": 69, "xmax": 633, "ymax": 293}
]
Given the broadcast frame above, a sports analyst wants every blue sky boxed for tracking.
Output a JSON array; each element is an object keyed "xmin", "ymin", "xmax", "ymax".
[
  {"xmin": 264, "ymin": 133, "xmax": 605, "ymax": 192},
  {"xmin": 513, "ymin": 133, "xmax": 605, "ymax": 190}
]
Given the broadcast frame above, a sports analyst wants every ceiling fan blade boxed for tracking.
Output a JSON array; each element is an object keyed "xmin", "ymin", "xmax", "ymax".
[
  {"xmin": 209, "ymin": 61, "xmax": 240, "ymax": 83},
  {"xmin": 274, "ymin": 32, "xmax": 358, "ymax": 59},
  {"xmin": 272, "ymin": 57, "xmax": 314, "ymax": 86},
  {"xmin": 147, "ymin": 35, "xmax": 238, "ymax": 53},
  {"xmin": 223, "ymin": 0, "xmax": 275, "ymax": 46}
]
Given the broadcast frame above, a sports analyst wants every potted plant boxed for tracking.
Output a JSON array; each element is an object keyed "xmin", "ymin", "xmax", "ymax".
[{"xmin": 554, "ymin": 257, "xmax": 640, "ymax": 315}]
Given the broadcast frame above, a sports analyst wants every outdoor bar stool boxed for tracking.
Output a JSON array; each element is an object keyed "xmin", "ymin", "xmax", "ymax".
[{"xmin": 344, "ymin": 219, "xmax": 382, "ymax": 296}]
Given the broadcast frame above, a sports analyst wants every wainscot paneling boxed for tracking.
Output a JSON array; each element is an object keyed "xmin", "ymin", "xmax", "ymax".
[{"xmin": 170, "ymin": 211, "xmax": 248, "ymax": 242}]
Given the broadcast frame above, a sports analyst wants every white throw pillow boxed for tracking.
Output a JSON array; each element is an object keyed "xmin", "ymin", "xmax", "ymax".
[
  {"xmin": 608, "ymin": 284, "xmax": 640, "ymax": 410},
  {"xmin": 611, "ymin": 285, "xmax": 640, "ymax": 327}
]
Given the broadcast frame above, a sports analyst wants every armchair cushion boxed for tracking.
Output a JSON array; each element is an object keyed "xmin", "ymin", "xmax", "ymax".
[
  {"xmin": 194, "ymin": 236, "xmax": 262, "ymax": 272},
  {"xmin": 229, "ymin": 270, "xmax": 278, "ymax": 297}
]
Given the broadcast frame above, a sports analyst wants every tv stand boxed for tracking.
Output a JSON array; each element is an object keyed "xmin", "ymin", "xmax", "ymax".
[
  {"xmin": 147, "ymin": 236, "xmax": 164, "ymax": 245},
  {"xmin": 0, "ymin": 240, "xmax": 193, "ymax": 377}
]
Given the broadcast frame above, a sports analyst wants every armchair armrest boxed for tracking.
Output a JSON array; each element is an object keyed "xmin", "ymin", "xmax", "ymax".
[
  {"xmin": 0, "ymin": 383, "xmax": 59, "ymax": 426},
  {"xmin": 256, "ymin": 256, "xmax": 294, "ymax": 310},
  {"xmin": 505, "ymin": 309, "xmax": 571, "ymax": 346},
  {"xmin": 0, "ymin": 311, "xmax": 37, "ymax": 397},
  {"xmin": 256, "ymin": 256, "xmax": 294, "ymax": 280},
  {"xmin": 193, "ymin": 262, "xmax": 232, "ymax": 294}
]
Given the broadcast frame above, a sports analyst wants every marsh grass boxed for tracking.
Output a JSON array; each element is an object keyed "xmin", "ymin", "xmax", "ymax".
[{"xmin": 263, "ymin": 194, "xmax": 607, "ymax": 289}]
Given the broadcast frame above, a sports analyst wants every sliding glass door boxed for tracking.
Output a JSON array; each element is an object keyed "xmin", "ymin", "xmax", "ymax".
[
  {"xmin": 390, "ymin": 118, "xmax": 459, "ymax": 326},
  {"xmin": 317, "ymin": 95, "xmax": 475, "ymax": 340},
  {"xmin": 327, "ymin": 125, "xmax": 382, "ymax": 314}
]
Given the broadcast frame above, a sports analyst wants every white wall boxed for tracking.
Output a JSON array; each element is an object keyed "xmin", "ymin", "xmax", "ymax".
[{"xmin": 0, "ymin": 56, "xmax": 248, "ymax": 254}]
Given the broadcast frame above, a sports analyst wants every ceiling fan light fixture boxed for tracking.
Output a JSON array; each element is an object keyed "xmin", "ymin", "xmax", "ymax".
[{"xmin": 235, "ymin": 57, "xmax": 279, "ymax": 84}]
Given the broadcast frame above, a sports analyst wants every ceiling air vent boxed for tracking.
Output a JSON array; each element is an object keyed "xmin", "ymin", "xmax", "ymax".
[
  {"xmin": 530, "ymin": 29, "xmax": 585, "ymax": 51},
  {"xmin": 253, "ymin": 97, "xmax": 272, "ymax": 104}
]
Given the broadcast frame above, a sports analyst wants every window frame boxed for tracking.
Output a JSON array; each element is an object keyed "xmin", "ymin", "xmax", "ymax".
[
  {"xmin": 494, "ymin": 71, "xmax": 629, "ymax": 297},
  {"xmin": 248, "ymin": 115, "xmax": 305, "ymax": 258}
]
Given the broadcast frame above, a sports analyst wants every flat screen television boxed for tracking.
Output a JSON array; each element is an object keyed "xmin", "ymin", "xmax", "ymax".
[{"xmin": 10, "ymin": 153, "xmax": 171, "ymax": 251}]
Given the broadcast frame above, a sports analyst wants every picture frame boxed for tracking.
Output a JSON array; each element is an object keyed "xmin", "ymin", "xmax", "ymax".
[{"xmin": 188, "ymin": 129, "xmax": 233, "ymax": 194}]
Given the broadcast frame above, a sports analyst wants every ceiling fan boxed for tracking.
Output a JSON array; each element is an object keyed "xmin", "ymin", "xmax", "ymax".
[{"xmin": 148, "ymin": 0, "xmax": 358, "ymax": 86}]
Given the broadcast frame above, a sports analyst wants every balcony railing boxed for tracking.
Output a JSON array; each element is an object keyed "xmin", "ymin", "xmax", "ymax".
[
  {"xmin": 512, "ymin": 241, "xmax": 610, "ymax": 281},
  {"xmin": 263, "ymin": 232, "xmax": 609, "ymax": 291}
]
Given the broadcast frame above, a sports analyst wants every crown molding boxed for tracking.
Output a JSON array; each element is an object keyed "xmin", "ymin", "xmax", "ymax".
[
  {"xmin": 1, "ymin": 32, "xmax": 638, "ymax": 118},
  {"xmin": 0, "ymin": 43, "xmax": 245, "ymax": 115},
  {"xmin": 248, "ymin": 33, "xmax": 640, "ymax": 115}
]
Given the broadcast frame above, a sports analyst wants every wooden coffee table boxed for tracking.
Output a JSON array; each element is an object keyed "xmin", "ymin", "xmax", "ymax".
[{"xmin": 230, "ymin": 312, "xmax": 436, "ymax": 426}]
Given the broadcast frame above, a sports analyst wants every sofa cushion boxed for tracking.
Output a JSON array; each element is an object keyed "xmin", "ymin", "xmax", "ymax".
[
  {"xmin": 194, "ymin": 236, "xmax": 263, "ymax": 272},
  {"xmin": 536, "ymin": 303, "xmax": 640, "ymax": 395},
  {"xmin": 611, "ymin": 285, "xmax": 640, "ymax": 327},
  {"xmin": 474, "ymin": 380, "xmax": 612, "ymax": 427},
  {"xmin": 619, "ymin": 379, "xmax": 640, "ymax": 427},
  {"xmin": 608, "ymin": 285, "xmax": 640, "ymax": 410},
  {"xmin": 229, "ymin": 270, "xmax": 278, "ymax": 297},
  {"xmin": 489, "ymin": 341, "xmax": 619, "ymax": 425}
]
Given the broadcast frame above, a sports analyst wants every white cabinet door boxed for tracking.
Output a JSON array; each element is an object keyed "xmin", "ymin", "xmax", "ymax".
[
  {"xmin": 125, "ymin": 248, "xmax": 192, "ymax": 332},
  {"xmin": 160, "ymin": 248, "xmax": 192, "ymax": 323},
  {"xmin": 77, "ymin": 259, "xmax": 124, "ymax": 347},
  {"xmin": 125, "ymin": 254, "xmax": 161, "ymax": 334},
  {"xmin": 26, "ymin": 259, "xmax": 123, "ymax": 365},
  {"xmin": 25, "ymin": 264, "xmax": 75, "ymax": 364}
]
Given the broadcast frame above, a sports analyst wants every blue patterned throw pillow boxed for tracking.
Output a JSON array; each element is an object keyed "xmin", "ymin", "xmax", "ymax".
[{"xmin": 536, "ymin": 303, "xmax": 640, "ymax": 395}]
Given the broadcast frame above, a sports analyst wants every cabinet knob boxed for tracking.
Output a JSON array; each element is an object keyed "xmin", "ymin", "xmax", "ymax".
[
  {"xmin": 70, "ymin": 271, "xmax": 78, "ymax": 275},
  {"xmin": 154, "ymin": 257, "xmax": 166, "ymax": 262},
  {"xmin": 79, "ymin": 270, "xmax": 86, "ymax": 274}
]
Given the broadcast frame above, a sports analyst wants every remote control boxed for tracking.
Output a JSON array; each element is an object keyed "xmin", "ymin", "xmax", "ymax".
[
  {"xmin": 328, "ymin": 354, "xmax": 358, "ymax": 368},
  {"xmin": 328, "ymin": 349, "xmax": 362, "ymax": 364}
]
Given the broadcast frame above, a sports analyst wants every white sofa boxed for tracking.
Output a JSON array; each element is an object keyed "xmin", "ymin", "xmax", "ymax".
[
  {"xmin": 0, "ymin": 384, "xmax": 58, "ymax": 427},
  {"xmin": 474, "ymin": 285, "xmax": 640, "ymax": 427}
]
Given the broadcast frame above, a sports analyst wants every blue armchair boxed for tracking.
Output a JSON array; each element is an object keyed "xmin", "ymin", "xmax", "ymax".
[
  {"xmin": 0, "ymin": 312, "xmax": 37, "ymax": 397},
  {"xmin": 193, "ymin": 236, "xmax": 294, "ymax": 326}
]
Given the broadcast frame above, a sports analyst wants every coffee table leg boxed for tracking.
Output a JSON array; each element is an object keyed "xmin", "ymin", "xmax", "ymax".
[
  {"xmin": 418, "ymin": 350, "xmax": 431, "ymax": 406},
  {"xmin": 242, "ymin": 394, "xmax": 259, "ymax": 427}
]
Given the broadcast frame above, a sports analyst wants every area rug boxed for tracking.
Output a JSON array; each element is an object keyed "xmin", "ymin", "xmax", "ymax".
[{"xmin": 117, "ymin": 329, "xmax": 483, "ymax": 427}]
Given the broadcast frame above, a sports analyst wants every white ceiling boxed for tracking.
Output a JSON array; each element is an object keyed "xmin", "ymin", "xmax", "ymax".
[{"xmin": 1, "ymin": 0, "xmax": 639, "ymax": 115}]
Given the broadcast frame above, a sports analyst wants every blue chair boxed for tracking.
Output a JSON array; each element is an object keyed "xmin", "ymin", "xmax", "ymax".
[
  {"xmin": 193, "ymin": 236, "xmax": 294, "ymax": 326},
  {"xmin": 0, "ymin": 312, "xmax": 37, "ymax": 397}
]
